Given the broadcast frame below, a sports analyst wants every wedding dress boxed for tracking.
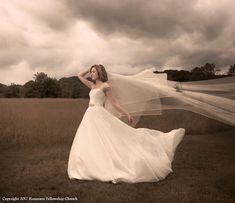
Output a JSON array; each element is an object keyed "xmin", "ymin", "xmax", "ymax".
[{"xmin": 67, "ymin": 82, "xmax": 185, "ymax": 184}]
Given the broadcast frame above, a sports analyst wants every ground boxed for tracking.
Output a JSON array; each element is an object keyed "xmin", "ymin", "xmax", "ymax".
[{"xmin": 0, "ymin": 98, "xmax": 234, "ymax": 203}]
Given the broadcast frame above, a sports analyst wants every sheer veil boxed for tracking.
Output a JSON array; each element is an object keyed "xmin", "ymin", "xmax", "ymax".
[{"xmin": 104, "ymin": 68, "xmax": 235, "ymax": 127}]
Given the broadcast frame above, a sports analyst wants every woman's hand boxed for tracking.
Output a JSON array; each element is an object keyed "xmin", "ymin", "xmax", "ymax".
[
  {"xmin": 105, "ymin": 87, "xmax": 134, "ymax": 126},
  {"xmin": 126, "ymin": 113, "xmax": 133, "ymax": 125},
  {"xmin": 78, "ymin": 68, "xmax": 90, "ymax": 77}
]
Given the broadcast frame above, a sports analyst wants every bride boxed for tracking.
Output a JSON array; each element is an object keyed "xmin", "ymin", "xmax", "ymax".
[{"xmin": 67, "ymin": 64, "xmax": 185, "ymax": 184}]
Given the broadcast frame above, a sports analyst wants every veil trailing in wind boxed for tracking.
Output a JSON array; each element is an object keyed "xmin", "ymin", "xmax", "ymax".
[{"xmin": 104, "ymin": 68, "xmax": 235, "ymax": 127}]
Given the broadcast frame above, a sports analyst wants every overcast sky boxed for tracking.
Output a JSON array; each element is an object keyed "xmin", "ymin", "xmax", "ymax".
[{"xmin": 1, "ymin": 0, "xmax": 235, "ymax": 85}]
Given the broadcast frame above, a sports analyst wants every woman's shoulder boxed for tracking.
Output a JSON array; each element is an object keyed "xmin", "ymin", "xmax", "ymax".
[
  {"xmin": 102, "ymin": 82, "xmax": 110, "ymax": 88},
  {"xmin": 102, "ymin": 82, "xmax": 111, "ymax": 92}
]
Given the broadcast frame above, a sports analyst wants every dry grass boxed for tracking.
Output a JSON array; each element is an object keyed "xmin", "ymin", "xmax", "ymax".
[{"xmin": 0, "ymin": 98, "xmax": 235, "ymax": 203}]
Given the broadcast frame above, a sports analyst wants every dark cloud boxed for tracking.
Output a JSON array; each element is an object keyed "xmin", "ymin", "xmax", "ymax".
[
  {"xmin": 66, "ymin": 0, "xmax": 229, "ymax": 40},
  {"xmin": 0, "ymin": 0, "xmax": 234, "ymax": 84},
  {"xmin": 62, "ymin": 0, "xmax": 235, "ymax": 70},
  {"xmin": 66, "ymin": 0, "xmax": 193, "ymax": 39}
]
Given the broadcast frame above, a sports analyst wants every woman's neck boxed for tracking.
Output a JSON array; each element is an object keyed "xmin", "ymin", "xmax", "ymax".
[{"xmin": 95, "ymin": 80, "xmax": 103, "ymax": 85}]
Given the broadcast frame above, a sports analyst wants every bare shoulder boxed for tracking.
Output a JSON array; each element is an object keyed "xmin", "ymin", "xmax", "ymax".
[
  {"xmin": 103, "ymin": 82, "xmax": 111, "ymax": 93},
  {"xmin": 103, "ymin": 82, "xmax": 110, "ymax": 88}
]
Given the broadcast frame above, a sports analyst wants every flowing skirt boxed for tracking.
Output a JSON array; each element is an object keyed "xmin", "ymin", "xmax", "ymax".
[{"xmin": 67, "ymin": 106, "xmax": 185, "ymax": 183}]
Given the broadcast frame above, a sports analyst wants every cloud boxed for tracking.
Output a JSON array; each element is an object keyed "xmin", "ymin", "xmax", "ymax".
[
  {"xmin": 65, "ymin": 0, "xmax": 235, "ymax": 68},
  {"xmin": 0, "ymin": 0, "xmax": 234, "ymax": 85},
  {"xmin": 66, "ymin": 0, "xmax": 231, "ymax": 40}
]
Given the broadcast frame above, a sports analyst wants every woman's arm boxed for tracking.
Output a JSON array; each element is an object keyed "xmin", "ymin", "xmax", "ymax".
[
  {"xmin": 104, "ymin": 87, "xmax": 133, "ymax": 125},
  {"xmin": 78, "ymin": 69, "xmax": 94, "ymax": 89}
]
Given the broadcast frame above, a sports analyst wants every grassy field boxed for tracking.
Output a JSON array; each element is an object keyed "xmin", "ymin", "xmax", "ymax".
[{"xmin": 0, "ymin": 98, "xmax": 235, "ymax": 203}]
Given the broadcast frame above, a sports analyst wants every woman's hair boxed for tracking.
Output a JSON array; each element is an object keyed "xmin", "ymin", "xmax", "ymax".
[{"xmin": 90, "ymin": 64, "xmax": 108, "ymax": 83}]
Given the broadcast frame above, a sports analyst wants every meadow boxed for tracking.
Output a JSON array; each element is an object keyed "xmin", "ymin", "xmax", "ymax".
[{"xmin": 0, "ymin": 98, "xmax": 234, "ymax": 203}]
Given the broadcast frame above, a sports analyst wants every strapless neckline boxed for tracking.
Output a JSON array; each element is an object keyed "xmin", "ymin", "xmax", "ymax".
[
  {"xmin": 91, "ymin": 88, "xmax": 102, "ymax": 91},
  {"xmin": 91, "ymin": 83, "xmax": 105, "ymax": 91},
  {"xmin": 90, "ymin": 88, "xmax": 105, "ymax": 94}
]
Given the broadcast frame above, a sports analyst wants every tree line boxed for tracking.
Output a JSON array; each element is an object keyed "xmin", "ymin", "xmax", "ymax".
[
  {"xmin": 0, "ymin": 63, "xmax": 234, "ymax": 98},
  {"xmin": 0, "ymin": 72, "xmax": 90, "ymax": 98},
  {"xmin": 155, "ymin": 63, "xmax": 235, "ymax": 81}
]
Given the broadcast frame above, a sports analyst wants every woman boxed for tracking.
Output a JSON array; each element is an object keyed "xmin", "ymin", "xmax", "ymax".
[{"xmin": 67, "ymin": 64, "xmax": 185, "ymax": 184}]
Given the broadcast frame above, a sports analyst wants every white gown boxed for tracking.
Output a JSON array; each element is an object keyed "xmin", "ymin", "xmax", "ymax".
[{"xmin": 67, "ymin": 83, "xmax": 185, "ymax": 184}]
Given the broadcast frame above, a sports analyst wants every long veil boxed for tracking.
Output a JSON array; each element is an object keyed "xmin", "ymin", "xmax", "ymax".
[{"xmin": 104, "ymin": 68, "xmax": 235, "ymax": 127}]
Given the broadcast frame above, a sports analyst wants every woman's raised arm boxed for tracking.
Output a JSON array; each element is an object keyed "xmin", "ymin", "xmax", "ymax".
[{"xmin": 78, "ymin": 69, "xmax": 94, "ymax": 89}]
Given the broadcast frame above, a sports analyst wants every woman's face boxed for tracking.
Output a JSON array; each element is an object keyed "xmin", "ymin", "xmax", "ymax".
[{"xmin": 90, "ymin": 67, "xmax": 99, "ymax": 81}]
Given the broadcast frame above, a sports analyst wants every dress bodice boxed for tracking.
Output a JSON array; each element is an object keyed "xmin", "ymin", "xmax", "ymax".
[
  {"xmin": 89, "ymin": 89, "xmax": 106, "ymax": 106},
  {"xmin": 88, "ymin": 83, "xmax": 109, "ymax": 107}
]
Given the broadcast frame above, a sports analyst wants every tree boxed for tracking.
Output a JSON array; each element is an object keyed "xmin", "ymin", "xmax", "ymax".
[
  {"xmin": 33, "ymin": 72, "xmax": 48, "ymax": 97},
  {"xmin": 59, "ymin": 76, "xmax": 89, "ymax": 98},
  {"xmin": 190, "ymin": 63, "xmax": 216, "ymax": 80},
  {"xmin": 24, "ymin": 80, "xmax": 38, "ymax": 98},
  {"xmin": 191, "ymin": 66, "xmax": 203, "ymax": 75},
  {"xmin": 4, "ymin": 83, "xmax": 21, "ymax": 98},
  {"xmin": 163, "ymin": 69, "xmax": 190, "ymax": 81},
  {"xmin": 24, "ymin": 72, "xmax": 61, "ymax": 98},
  {"xmin": 0, "ymin": 83, "xmax": 7, "ymax": 98},
  {"xmin": 201, "ymin": 63, "xmax": 216, "ymax": 76},
  {"xmin": 43, "ymin": 77, "xmax": 61, "ymax": 97}
]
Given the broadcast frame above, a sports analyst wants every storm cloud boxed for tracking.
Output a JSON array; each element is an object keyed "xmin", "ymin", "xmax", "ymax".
[{"xmin": 0, "ymin": 0, "xmax": 234, "ymax": 85}]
